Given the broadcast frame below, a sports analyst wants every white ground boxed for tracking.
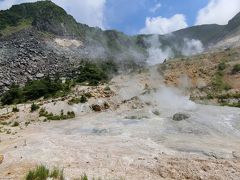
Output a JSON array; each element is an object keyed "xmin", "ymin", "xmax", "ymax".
[{"xmin": 0, "ymin": 71, "xmax": 240, "ymax": 179}]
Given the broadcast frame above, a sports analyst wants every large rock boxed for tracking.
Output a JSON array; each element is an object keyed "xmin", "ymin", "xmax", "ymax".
[
  {"xmin": 172, "ymin": 113, "xmax": 190, "ymax": 121},
  {"xmin": 91, "ymin": 104, "xmax": 102, "ymax": 112}
]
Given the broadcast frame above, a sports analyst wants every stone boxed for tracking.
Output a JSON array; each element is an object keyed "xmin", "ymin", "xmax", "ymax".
[
  {"xmin": 232, "ymin": 151, "xmax": 240, "ymax": 159},
  {"xmin": 91, "ymin": 104, "xmax": 101, "ymax": 112},
  {"xmin": 172, "ymin": 113, "xmax": 190, "ymax": 121},
  {"xmin": 36, "ymin": 73, "xmax": 45, "ymax": 78},
  {"xmin": 103, "ymin": 102, "xmax": 110, "ymax": 109}
]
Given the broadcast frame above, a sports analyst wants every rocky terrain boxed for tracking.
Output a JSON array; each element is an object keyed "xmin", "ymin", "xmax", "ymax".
[
  {"xmin": 0, "ymin": 1, "xmax": 240, "ymax": 180},
  {"xmin": 0, "ymin": 1, "xmax": 240, "ymax": 93},
  {"xmin": 0, "ymin": 29, "xmax": 79, "ymax": 92},
  {"xmin": 159, "ymin": 47, "xmax": 240, "ymax": 106}
]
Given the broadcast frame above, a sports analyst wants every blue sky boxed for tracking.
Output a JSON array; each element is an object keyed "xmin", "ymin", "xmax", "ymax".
[
  {"xmin": 0, "ymin": 0, "xmax": 240, "ymax": 35},
  {"xmin": 105, "ymin": 0, "xmax": 209, "ymax": 34}
]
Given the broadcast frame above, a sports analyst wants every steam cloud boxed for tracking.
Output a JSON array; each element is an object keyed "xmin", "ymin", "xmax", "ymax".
[
  {"xmin": 145, "ymin": 35, "xmax": 204, "ymax": 65},
  {"xmin": 181, "ymin": 38, "xmax": 204, "ymax": 56}
]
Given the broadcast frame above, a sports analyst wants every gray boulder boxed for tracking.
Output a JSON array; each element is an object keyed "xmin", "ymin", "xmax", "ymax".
[{"xmin": 172, "ymin": 113, "xmax": 190, "ymax": 121}]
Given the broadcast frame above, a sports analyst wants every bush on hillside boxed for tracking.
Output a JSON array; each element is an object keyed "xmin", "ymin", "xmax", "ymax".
[
  {"xmin": 1, "ymin": 85, "xmax": 22, "ymax": 105},
  {"xmin": 30, "ymin": 103, "xmax": 40, "ymax": 112},
  {"xmin": 218, "ymin": 62, "xmax": 226, "ymax": 71},
  {"xmin": 77, "ymin": 62, "xmax": 108, "ymax": 86},
  {"xmin": 1, "ymin": 77, "xmax": 73, "ymax": 105},
  {"xmin": 232, "ymin": 64, "xmax": 240, "ymax": 74}
]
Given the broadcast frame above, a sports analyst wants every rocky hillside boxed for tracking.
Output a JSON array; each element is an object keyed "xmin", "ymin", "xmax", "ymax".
[
  {"xmin": 159, "ymin": 47, "xmax": 240, "ymax": 107},
  {"xmin": 0, "ymin": 1, "xmax": 240, "ymax": 93}
]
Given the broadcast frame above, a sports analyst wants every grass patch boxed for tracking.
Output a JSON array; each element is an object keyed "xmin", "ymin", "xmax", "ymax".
[
  {"xmin": 30, "ymin": 103, "xmax": 40, "ymax": 112},
  {"xmin": 26, "ymin": 165, "xmax": 64, "ymax": 180},
  {"xmin": 39, "ymin": 108, "xmax": 75, "ymax": 120},
  {"xmin": 218, "ymin": 62, "xmax": 226, "ymax": 71},
  {"xmin": 232, "ymin": 64, "xmax": 240, "ymax": 74},
  {"xmin": 12, "ymin": 106, "xmax": 19, "ymax": 112},
  {"xmin": 0, "ymin": 19, "xmax": 32, "ymax": 37},
  {"xmin": 221, "ymin": 102, "xmax": 240, "ymax": 108},
  {"xmin": 80, "ymin": 174, "xmax": 88, "ymax": 180},
  {"xmin": 68, "ymin": 95, "xmax": 88, "ymax": 105}
]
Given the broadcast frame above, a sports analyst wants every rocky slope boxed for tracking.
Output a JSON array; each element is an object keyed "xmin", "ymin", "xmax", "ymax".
[
  {"xmin": 159, "ymin": 47, "xmax": 240, "ymax": 106},
  {"xmin": 0, "ymin": 1, "xmax": 240, "ymax": 94}
]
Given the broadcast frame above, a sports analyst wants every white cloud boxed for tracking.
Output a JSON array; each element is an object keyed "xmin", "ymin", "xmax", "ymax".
[
  {"xmin": 150, "ymin": 2, "xmax": 161, "ymax": 13},
  {"xmin": 0, "ymin": 0, "xmax": 107, "ymax": 29},
  {"xmin": 0, "ymin": 0, "xmax": 36, "ymax": 9},
  {"xmin": 140, "ymin": 14, "xmax": 188, "ymax": 35},
  {"xmin": 53, "ymin": 0, "xmax": 106, "ymax": 29},
  {"xmin": 195, "ymin": 0, "xmax": 240, "ymax": 25}
]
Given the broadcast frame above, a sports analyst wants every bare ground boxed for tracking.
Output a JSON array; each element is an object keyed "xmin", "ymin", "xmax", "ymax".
[{"xmin": 0, "ymin": 71, "xmax": 240, "ymax": 179}]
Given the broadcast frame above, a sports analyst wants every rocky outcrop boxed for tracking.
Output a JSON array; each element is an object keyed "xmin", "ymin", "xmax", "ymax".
[
  {"xmin": 172, "ymin": 113, "xmax": 190, "ymax": 121},
  {"xmin": 91, "ymin": 101, "xmax": 110, "ymax": 112}
]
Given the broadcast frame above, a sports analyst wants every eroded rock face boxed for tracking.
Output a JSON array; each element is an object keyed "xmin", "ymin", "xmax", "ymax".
[
  {"xmin": 172, "ymin": 113, "xmax": 190, "ymax": 121},
  {"xmin": 0, "ymin": 29, "xmax": 81, "ymax": 94}
]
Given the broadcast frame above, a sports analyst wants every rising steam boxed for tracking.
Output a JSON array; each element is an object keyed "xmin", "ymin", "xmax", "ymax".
[{"xmin": 145, "ymin": 35, "xmax": 204, "ymax": 65}]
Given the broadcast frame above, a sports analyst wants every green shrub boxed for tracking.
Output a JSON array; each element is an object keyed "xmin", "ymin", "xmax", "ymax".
[
  {"xmin": 1, "ymin": 77, "xmax": 74, "ymax": 105},
  {"xmin": 12, "ymin": 106, "xmax": 19, "ymax": 112},
  {"xmin": 80, "ymin": 174, "xmax": 88, "ymax": 180},
  {"xmin": 66, "ymin": 111, "xmax": 75, "ymax": 119},
  {"xmin": 26, "ymin": 165, "xmax": 64, "ymax": 180},
  {"xmin": 77, "ymin": 62, "xmax": 108, "ymax": 86},
  {"xmin": 212, "ymin": 71, "xmax": 231, "ymax": 92},
  {"xmin": 39, "ymin": 108, "xmax": 48, "ymax": 117},
  {"xmin": 50, "ymin": 167, "xmax": 64, "ymax": 179},
  {"xmin": 30, "ymin": 103, "xmax": 40, "ymax": 112},
  {"xmin": 39, "ymin": 108, "xmax": 75, "ymax": 120},
  {"xmin": 23, "ymin": 77, "xmax": 63, "ymax": 100},
  {"xmin": 218, "ymin": 62, "xmax": 226, "ymax": 71},
  {"xmin": 221, "ymin": 102, "xmax": 240, "ymax": 108},
  {"xmin": 68, "ymin": 97, "xmax": 81, "ymax": 105},
  {"xmin": 232, "ymin": 64, "xmax": 240, "ymax": 74},
  {"xmin": 68, "ymin": 95, "xmax": 88, "ymax": 105},
  {"xmin": 80, "ymin": 95, "xmax": 87, "ymax": 103},
  {"xmin": 84, "ymin": 92, "xmax": 92, "ymax": 98},
  {"xmin": 1, "ymin": 85, "xmax": 22, "ymax": 105}
]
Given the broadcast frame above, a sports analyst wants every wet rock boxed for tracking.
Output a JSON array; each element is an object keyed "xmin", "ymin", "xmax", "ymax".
[
  {"xmin": 172, "ymin": 113, "xmax": 190, "ymax": 121},
  {"xmin": 92, "ymin": 128, "xmax": 108, "ymax": 135},
  {"xmin": 0, "ymin": 154, "xmax": 3, "ymax": 164}
]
